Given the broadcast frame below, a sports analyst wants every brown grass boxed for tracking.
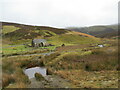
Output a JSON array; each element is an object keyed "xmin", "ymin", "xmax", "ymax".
[
  {"xmin": 49, "ymin": 45, "xmax": 118, "ymax": 71},
  {"xmin": 2, "ymin": 73, "xmax": 15, "ymax": 87},
  {"xmin": 67, "ymin": 31, "xmax": 95, "ymax": 38},
  {"xmin": 56, "ymin": 70, "xmax": 118, "ymax": 88},
  {"xmin": 2, "ymin": 56, "xmax": 37, "ymax": 88}
]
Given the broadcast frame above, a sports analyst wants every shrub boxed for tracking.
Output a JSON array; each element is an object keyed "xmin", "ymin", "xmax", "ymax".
[{"xmin": 34, "ymin": 73, "xmax": 44, "ymax": 81}]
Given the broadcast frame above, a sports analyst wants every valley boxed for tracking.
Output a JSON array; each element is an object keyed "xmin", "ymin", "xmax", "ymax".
[{"xmin": 1, "ymin": 22, "xmax": 119, "ymax": 88}]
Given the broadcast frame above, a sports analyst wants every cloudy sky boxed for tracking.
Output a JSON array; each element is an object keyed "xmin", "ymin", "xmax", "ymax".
[{"xmin": 0, "ymin": 0, "xmax": 119, "ymax": 28}]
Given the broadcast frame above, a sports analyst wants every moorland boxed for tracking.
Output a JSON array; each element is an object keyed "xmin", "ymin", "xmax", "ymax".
[{"xmin": 1, "ymin": 22, "xmax": 119, "ymax": 88}]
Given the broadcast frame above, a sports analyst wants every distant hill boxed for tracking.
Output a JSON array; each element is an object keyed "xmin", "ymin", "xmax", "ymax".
[{"xmin": 67, "ymin": 25, "xmax": 118, "ymax": 38}]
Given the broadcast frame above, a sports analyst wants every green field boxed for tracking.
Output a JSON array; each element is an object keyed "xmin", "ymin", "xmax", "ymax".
[{"xmin": 46, "ymin": 34, "xmax": 101, "ymax": 46}]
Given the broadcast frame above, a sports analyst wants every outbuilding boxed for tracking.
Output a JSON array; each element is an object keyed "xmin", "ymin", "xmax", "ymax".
[{"xmin": 31, "ymin": 39, "xmax": 47, "ymax": 47}]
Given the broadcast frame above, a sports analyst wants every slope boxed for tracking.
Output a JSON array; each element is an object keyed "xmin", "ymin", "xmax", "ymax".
[
  {"xmin": 67, "ymin": 25, "xmax": 118, "ymax": 38},
  {"xmin": 2, "ymin": 22, "xmax": 99, "ymax": 45}
]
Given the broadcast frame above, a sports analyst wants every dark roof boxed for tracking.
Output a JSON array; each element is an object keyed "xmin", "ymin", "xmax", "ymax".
[{"xmin": 33, "ymin": 39, "xmax": 46, "ymax": 44}]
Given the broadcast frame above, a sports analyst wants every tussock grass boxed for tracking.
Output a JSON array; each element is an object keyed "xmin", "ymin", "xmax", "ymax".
[
  {"xmin": 6, "ymin": 82, "xmax": 28, "ymax": 88},
  {"xmin": 2, "ymin": 73, "xmax": 15, "ymax": 87},
  {"xmin": 83, "ymin": 47, "xmax": 118, "ymax": 71},
  {"xmin": 56, "ymin": 70, "xmax": 118, "ymax": 88},
  {"xmin": 46, "ymin": 68, "xmax": 54, "ymax": 75},
  {"xmin": 42, "ymin": 52, "xmax": 61, "ymax": 65},
  {"xmin": 47, "ymin": 45, "xmax": 118, "ymax": 71},
  {"xmin": 2, "ymin": 55, "xmax": 42, "ymax": 88},
  {"xmin": 35, "ymin": 73, "xmax": 45, "ymax": 81}
]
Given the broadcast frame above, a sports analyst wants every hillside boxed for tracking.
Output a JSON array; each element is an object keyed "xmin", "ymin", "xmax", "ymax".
[
  {"xmin": 2, "ymin": 22, "xmax": 68, "ymax": 39},
  {"xmin": 67, "ymin": 25, "xmax": 118, "ymax": 38},
  {"xmin": 1, "ymin": 22, "xmax": 101, "ymax": 55},
  {"xmin": 2, "ymin": 22, "xmax": 99, "ymax": 45},
  {"xmin": 2, "ymin": 22, "xmax": 118, "ymax": 88}
]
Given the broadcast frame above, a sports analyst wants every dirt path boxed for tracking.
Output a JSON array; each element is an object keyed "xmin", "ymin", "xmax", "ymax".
[
  {"xmin": 4, "ymin": 52, "xmax": 54, "ymax": 58},
  {"xmin": 28, "ymin": 75, "xmax": 76, "ymax": 88}
]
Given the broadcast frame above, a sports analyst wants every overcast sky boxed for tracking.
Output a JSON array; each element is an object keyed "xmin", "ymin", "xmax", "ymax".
[{"xmin": 0, "ymin": 0, "xmax": 119, "ymax": 28}]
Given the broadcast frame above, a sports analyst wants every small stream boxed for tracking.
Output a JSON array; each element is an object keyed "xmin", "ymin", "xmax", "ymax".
[
  {"xmin": 24, "ymin": 67, "xmax": 47, "ymax": 79},
  {"xmin": 22, "ymin": 52, "xmax": 54, "ymax": 79}
]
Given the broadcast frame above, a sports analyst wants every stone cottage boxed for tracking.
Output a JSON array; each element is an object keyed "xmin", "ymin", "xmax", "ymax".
[{"xmin": 31, "ymin": 39, "xmax": 47, "ymax": 47}]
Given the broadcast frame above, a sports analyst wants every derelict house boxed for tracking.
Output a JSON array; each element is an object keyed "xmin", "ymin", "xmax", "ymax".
[{"xmin": 31, "ymin": 39, "xmax": 47, "ymax": 47}]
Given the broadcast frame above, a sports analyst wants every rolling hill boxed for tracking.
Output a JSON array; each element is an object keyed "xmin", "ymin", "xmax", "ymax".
[
  {"xmin": 67, "ymin": 25, "xmax": 118, "ymax": 38},
  {"xmin": 2, "ymin": 22, "xmax": 100, "ymax": 45},
  {"xmin": 2, "ymin": 22, "xmax": 118, "ymax": 88}
]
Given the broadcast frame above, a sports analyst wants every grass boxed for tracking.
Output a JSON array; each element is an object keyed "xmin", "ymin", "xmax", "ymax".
[
  {"xmin": 3, "ymin": 23, "xmax": 68, "ymax": 41},
  {"xmin": 56, "ymin": 70, "xmax": 118, "ymax": 88},
  {"xmin": 46, "ymin": 68, "xmax": 53, "ymax": 75},
  {"xmin": 40, "ymin": 39, "xmax": 118, "ymax": 72},
  {"xmin": 39, "ymin": 30, "xmax": 56, "ymax": 37},
  {"xmin": 35, "ymin": 73, "xmax": 45, "ymax": 81},
  {"xmin": 2, "ymin": 73, "xmax": 15, "ymax": 87},
  {"xmin": 2, "ymin": 22, "xmax": 118, "ymax": 88},
  {"xmin": 68, "ymin": 25, "xmax": 118, "ymax": 38},
  {"xmin": 2, "ymin": 39, "xmax": 118, "ymax": 88},
  {"xmin": 67, "ymin": 31, "xmax": 96, "ymax": 38},
  {"xmin": 2, "ymin": 55, "xmax": 44, "ymax": 88},
  {"xmin": 2, "ymin": 45, "xmax": 30, "ymax": 54},
  {"xmin": 54, "ymin": 46, "xmax": 117, "ymax": 71},
  {"xmin": 2, "ymin": 23, "xmax": 102, "ymax": 55},
  {"xmin": 2, "ymin": 44, "xmax": 56, "ymax": 55},
  {"xmin": 41, "ymin": 40, "xmax": 118, "ymax": 88},
  {"xmin": 46, "ymin": 34, "xmax": 101, "ymax": 46},
  {"xmin": 2, "ymin": 26, "xmax": 19, "ymax": 34},
  {"xmin": 42, "ymin": 52, "xmax": 61, "ymax": 65},
  {"xmin": 41, "ymin": 46, "xmax": 56, "ymax": 51}
]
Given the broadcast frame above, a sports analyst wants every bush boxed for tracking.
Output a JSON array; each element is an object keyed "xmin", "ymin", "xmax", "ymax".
[{"xmin": 34, "ymin": 73, "xmax": 44, "ymax": 81}]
